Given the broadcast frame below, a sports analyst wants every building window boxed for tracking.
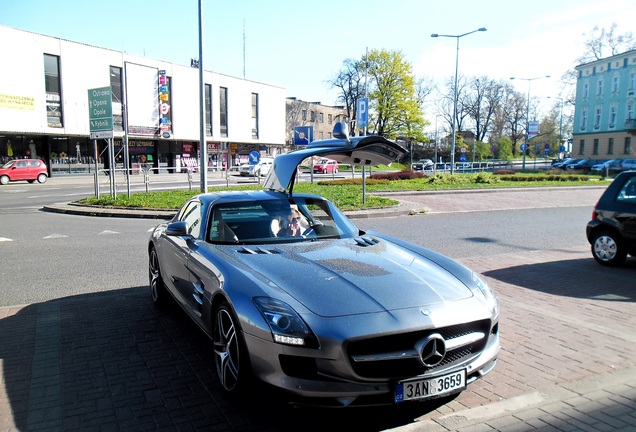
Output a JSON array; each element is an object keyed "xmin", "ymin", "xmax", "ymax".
[
  {"xmin": 110, "ymin": 66, "xmax": 123, "ymax": 132},
  {"xmin": 44, "ymin": 54, "xmax": 63, "ymax": 128},
  {"xmin": 627, "ymin": 101, "xmax": 634, "ymax": 120},
  {"xmin": 612, "ymin": 76, "xmax": 620, "ymax": 93},
  {"xmin": 583, "ymin": 82, "xmax": 589, "ymax": 99},
  {"xmin": 609, "ymin": 105, "xmax": 617, "ymax": 128},
  {"xmin": 328, "ymin": 114, "xmax": 333, "ymax": 124},
  {"xmin": 581, "ymin": 107, "xmax": 587, "ymax": 130},
  {"xmin": 219, "ymin": 87, "xmax": 228, "ymax": 137},
  {"xmin": 319, "ymin": 112, "xmax": 324, "ymax": 123},
  {"xmin": 626, "ymin": 137, "xmax": 632, "ymax": 155},
  {"xmin": 596, "ymin": 79, "xmax": 604, "ymax": 97},
  {"xmin": 310, "ymin": 111, "xmax": 315, "ymax": 122},
  {"xmin": 608, "ymin": 138, "xmax": 614, "ymax": 155},
  {"xmin": 301, "ymin": 110, "xmax": 307, "ymax": 120},
  {"xmin": 593, "ymin": 139, "xmax": 599, "ymax": 155},
  {"xmin": 205, "ymin": 84, "xmax": 212, "ymax": 136},
  {"xmin": 251, "ymin": 93, "xmax": 259, "ymax": 139},
  {"xmin": 579, "ymin": 139, "xmax": 585, "ymax": 155},
  {"xmin": 594, "ymin": 107, "xmax": 602, "ymax": 129},
  {"xmin": 630, "ymin": 72, "xmax": 636, "ymax": 90}
]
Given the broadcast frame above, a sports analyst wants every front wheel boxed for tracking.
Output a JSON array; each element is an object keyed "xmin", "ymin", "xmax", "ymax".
[
  {"xmin": 213, "ymin": 303, "xmax": 251, "ymax": 394},
  {"xmin": 149, "ymin": 248, "xmax": 167, "ymax": 306},
  {"xmin": 37, "ymin": 173, "xmax": 47, "ymax": 183},
  {"xmin": 591, "ymin": 231, "xmax": 627, "ymax": 266}
]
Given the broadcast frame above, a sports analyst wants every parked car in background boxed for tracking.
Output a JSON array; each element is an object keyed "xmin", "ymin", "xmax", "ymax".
[
  {"xmin": 586, "ymin": 170, "xmax": 636, "ymax": 266},
  {"xmin": 559, "ymin": 158, "xmax": 584, "ymax": 170},
  {"xmin": 566, "ymin": 159, "xmax": 601, "ymax": 172},
  {"xmin": 591, "ymin": 159, "xmax": 624, "ymax": 173},
  {"xmin": 551, "ymin": 158, "xmax": 575, "ymax": 169},
  {"xmin": 411, "ymin": 159, "xmax": 434, "ymax": 171},
  {"xmin": 239, "ymin": 163, "xmax": 256, "ymax": 177},
  {"xmin": 610, "ymin": 158, "xmax": 636, "ymax": 174},
  {"xmin": 0, "ymin": 159, "xmax": 48, "ymax": 185},
  {"xmin": 313, "ymin": 158, "xmax": 339, "ymax": 174},
  {"xmin": 147, "ymin": 124, "xmax": 500, "ymax": 407}
]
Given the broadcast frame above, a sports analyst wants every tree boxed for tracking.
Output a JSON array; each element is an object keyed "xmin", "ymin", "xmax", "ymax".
[
  {"xmin": 578, "ymin": 23, "xmax": 636, "ymax": 63},
  {"xmin": 465, "ymin": 77, "xmax": 504, "ymax": 142},
  {"xmin": 327, "ymin": 58, "xmax": 366, "ymax": 132},
  {"xmin": 366, "ymin": 49, "xmax": 426, "ymax": 141}
]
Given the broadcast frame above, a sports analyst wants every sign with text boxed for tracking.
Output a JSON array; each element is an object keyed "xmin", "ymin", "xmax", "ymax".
[
  {"xmin": 88, "ymin": 86, "xmax": 113, "ymax": 139},
  {"xmin": 528, "ymin": 120, "xmax": 539, "ymax": 139}
]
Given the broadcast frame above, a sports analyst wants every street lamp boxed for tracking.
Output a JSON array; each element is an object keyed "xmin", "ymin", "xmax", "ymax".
[
  {"xmin": 431, "ymin": 27, "xmax": 486, "ymax": 174},
  {"xmin": 510, "ymin": 75, "xmax": 550, "ymax": 169}
]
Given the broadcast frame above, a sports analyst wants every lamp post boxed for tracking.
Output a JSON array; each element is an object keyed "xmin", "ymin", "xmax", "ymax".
[
  {"xmin": 431, "ymin": 27, "xmax": 486, "ymax": 174},
  {"xmin": 510, "ymin": 75, "xmax": 550, "ymax": 169}
]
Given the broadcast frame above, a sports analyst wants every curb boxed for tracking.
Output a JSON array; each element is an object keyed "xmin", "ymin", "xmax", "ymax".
[{"xmin": 41, "ymin": 200, "xmax": 426, "ymax": 220}]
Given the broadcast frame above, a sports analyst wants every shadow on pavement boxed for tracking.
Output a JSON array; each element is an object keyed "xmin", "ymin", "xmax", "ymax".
[
  {"xmin": 483, "ymin": 256, "xmax": 636, "ymax": 302},
  {"xmin": 0, "ymin": 287, "xmax": 450, "ymax": 431}
]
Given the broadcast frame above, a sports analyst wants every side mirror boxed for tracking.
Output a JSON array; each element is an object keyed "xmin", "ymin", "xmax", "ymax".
[
  {"xmin": 332, "ymin": 121, "xmax": 350, "ymax": 141},
  {"xmin": 166, "ymin": 220, "xmax": 190, "ymax": 237}
]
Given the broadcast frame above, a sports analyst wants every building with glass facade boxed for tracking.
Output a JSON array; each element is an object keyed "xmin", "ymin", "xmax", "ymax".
[{"xmin": 0, "ymin": 25, "xmax": 286, "ymax": 176}]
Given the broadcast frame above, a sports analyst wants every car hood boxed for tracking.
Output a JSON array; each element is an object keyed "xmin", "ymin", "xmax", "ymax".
[
  {"xmin": 221, "ymin": 238, "xmax": 473, "ymax": 317},
  {"xmin": 263, "ymin": 134, "xmax": 406, "ymax": 193}
]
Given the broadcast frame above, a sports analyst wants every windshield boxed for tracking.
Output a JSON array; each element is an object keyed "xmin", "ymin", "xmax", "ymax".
[{"xmin": 207, "ymin": 197, "xmax": 358, "ymax": 244}]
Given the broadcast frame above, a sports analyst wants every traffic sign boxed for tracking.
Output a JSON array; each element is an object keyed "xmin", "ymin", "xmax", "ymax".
[
  {"xmin": 294, "ymin": 126, "xmax": 313, "ymax": 145},
  {"xmin": 459, "ymin": 154, "xmax": 467, "ymax": 162},
  {"xmin": 87, "ymin": 87, "xmax": 113, "ymax": 134},
  {"xmin": 248, "ymin": 151, "xmax": 260, "ymax": 164},
  {"xmin": 356, "ymin": 98, "xmax": 368, "ymax": 128}
]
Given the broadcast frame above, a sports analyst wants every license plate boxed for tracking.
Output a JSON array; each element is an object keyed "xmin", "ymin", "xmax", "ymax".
[{"xmin": 395, "ymin": 369, "xmax": 466, "ymax": 402}]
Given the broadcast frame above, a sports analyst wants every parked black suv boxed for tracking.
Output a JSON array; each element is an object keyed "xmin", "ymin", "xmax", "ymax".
[{"xmin": 586, "ymin": 171, "xmax": 636, "ymax": 266}]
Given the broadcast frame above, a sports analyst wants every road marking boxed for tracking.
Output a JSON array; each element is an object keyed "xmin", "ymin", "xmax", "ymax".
[
  {"xmin": 98, "ymin": 230, "xmax": 120, "ymax": 235},
  {"xmin": 0, "ymin": 237, "xmax": 13, "ymax": 242},
  {"xmin": 43, "ymin": 234, "xmax": 68, "ymax": 239}
]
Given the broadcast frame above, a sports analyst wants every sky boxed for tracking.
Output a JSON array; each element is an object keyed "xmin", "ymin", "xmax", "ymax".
[{"xmin": 2, "ymin": 0, "xmax": 635, "ymax": 124}]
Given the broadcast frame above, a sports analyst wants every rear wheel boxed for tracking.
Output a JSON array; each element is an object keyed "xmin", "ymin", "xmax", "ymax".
[
  {"xmin": 213, "ymin": 302, "xmax": 251, "ymax": 394},
  {"xmin": 592, "ymin": 231, "xmax": 627, "ymax": 266},
  {"xmin": 37, "ymin": 173, "xmax": 47, "ymax": 183},
  {"xmin": 149, "ymin": 248, "xmax": 167, "ymax": 306}
]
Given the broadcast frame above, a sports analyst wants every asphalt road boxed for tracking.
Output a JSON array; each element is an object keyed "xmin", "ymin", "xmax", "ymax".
[{"xmin": 2, "ymin": 181, "xmax": 635, "ymax": 432}]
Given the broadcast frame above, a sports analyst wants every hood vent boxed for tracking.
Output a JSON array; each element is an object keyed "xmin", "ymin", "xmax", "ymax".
[
  {"xmin": 237, "ymin": 246, "xmax": 283, "ymax": 255},
  {"xmin": 354, "ymin": 236, "xmax": 380, "ymax": 247}
]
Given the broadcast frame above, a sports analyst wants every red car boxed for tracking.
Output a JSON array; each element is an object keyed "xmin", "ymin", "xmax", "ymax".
[
  {"xmin": 0, "ymin": 159, "xmax": 48, "ymax": 185},
  {"xmin": 313, "ymin": 158, "xmax": 339, "ymax": 174}
]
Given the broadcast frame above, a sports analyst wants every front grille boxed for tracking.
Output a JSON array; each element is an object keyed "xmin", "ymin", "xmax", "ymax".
[{"xmin": 347, "ymin": 319, "xmax": 492, "ymax": 379}]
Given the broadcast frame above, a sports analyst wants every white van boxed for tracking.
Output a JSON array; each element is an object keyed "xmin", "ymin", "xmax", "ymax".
[{"xmin": 255, "ymin": 157, "xmax": 274, "ymax": 177}]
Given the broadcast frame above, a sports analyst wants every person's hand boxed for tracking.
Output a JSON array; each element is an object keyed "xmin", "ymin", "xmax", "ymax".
[{"xmin": 288, "ymin": 218, "xmax": 301, "ymax": 236}]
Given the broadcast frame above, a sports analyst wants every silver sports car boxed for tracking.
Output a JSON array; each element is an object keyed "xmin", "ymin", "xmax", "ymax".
[{"xmin": 148, "ymin": 123, "xmax": 500, "ymax": 407}]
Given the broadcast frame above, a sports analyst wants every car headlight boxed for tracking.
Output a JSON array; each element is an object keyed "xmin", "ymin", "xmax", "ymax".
[
  {"xmin": 253, "ymin": 297, "xmax": 318, "ymax": 347},
  {"xmin": 472, "ymin": 272, "xmax": 499, "ymax": 316}
]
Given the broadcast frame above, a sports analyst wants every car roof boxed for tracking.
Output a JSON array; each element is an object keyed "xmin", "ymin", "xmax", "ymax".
[{"xmin": 263, "ymin": 122, "xmax": 406, "ymax": 193}]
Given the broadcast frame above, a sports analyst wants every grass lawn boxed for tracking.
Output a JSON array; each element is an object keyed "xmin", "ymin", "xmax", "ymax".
[{"xmin": 78, "ymin": 170, "xmax": 609, "ymax": 212}]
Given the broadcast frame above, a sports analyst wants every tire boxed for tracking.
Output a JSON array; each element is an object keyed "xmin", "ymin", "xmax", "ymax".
[
  {"xmin": 213, "ymin": 302, "xmax": 251, "ymax": 394},
  {"xmin": 149, "ymin": 247, "xmax": 167, "ymax": 306},
  {"xmin": 37, "ymin": 174, "xmax": 47, "ymax": 183},
  {"xmin": 27, "ymin": 180, "xmax": 35, "ymax": 183},
  {"xmin": 0, "ymin": 175, "xmax": 9, "ymax": 185},
  {"xmin": 591, "ymin": 231, "xmax": 627, "ymax": 266}
]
